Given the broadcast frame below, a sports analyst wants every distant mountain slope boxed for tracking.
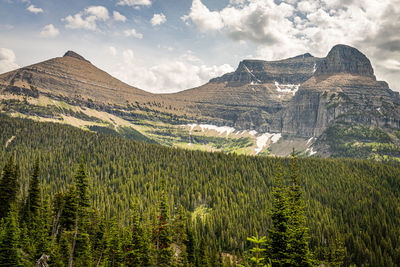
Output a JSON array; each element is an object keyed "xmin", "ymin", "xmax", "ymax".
[
  {"xmin": 0, "ymin": 45, "xmax": 399, "ymax": 159},
  {"xmin": 0, "ymin": 51, "xmax": 154, "ymax": 105}
]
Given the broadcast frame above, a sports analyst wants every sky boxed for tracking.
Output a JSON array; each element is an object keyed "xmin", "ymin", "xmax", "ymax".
[{"xmin": 0, "ymin": 0, "xmax": 399, "ymax": 93}]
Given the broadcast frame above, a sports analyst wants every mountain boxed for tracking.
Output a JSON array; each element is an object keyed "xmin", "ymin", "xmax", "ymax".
[
  {"xmin": 0, "ymin": 50, "xmax": 159, "ymax": 106},
  {"xmin": 1, "ymin": 45, "xmax": 399, "ymax": 159}
]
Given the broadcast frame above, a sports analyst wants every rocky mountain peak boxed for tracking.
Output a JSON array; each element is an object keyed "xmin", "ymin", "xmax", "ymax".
[
  {"xmin": 314, "ymin": 44, "xmax": 375, "ymax": 78},
  {"xmin": 210, "ymin": 55, "xmax": 322, "ymax": 84},
  {"xmin": 290, "ymin": 53, "xmax": 313, "ymax": 59},
  {"xmin": 63, "ymin": 51, "xmax": 90, "ymax": 62}
]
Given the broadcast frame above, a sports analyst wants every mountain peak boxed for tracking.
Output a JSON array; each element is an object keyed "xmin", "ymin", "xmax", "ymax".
[
  {"xmin": 290, "ymin": 53, "xmax": 313, "ymax": 59},
  {"xmin": 63, "ymin": 51, "xmax": 90, "ymax": 62},
  {"xmin": 315, "ymin": 44, "xmax": 375, "ymax": 78}
]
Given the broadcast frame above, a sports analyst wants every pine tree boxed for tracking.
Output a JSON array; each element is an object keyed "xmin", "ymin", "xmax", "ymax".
[
  {"xmin": 197, "ymin": 236, "xmax": 209, "ymax": 267},
  {"xmin": 156, "ymin": 180, "xmax": 174, "ymax": 267},
  {"xmin": 74, "ymin": 157, "xmax": 90, "ymax": 214},
  {"xmin": 26, "ymin": 156, "xmax": 41, "ymax": 217},
  {"xmin": 287, "ymin": 149, "xmax": 312, "ymax": 266},
  {"xmin": 68, "ymin": 157, "xmax": 91, "ymax": 267},
  {"xmin": 0, "ymin": 207, "xmax": 22, "ymax": 266},
  {"xmin": 267, "ymin": 161, "xmax": 290, "ymax": 266},
  {"xmin": 125, "ymin": 203, "xmax": 145, "ymax": 266},
  {"xmin": 174, "ymin": 205, "xmax": 189, "ymax": 267},
  {"xmin": 33, "ymin": 195, "xmax": 52, "ymax": 261},
  {"xmin": 186, "ymin": 226, "xmax": 196, "ymax": 267},
  {"xmin": 59, "ymin": 186, "xmax": 78, "ymax": 231},
  {"xmin": 247, "ymin": 233, "xmax": 268, "ymax": 266},
  {"xmin": 331, "ymin": 237, "xmax": 345, "ymax": 267},
  {"xmin": 104, "ymin": 217, "xmax": 123, "ymax": 266},
  {"xmin": 74, "ymin": 232, "xmax": 92, "ymax": 266},
  {"xmin": 0, "ymin": 157, "xmax": 19, "ymax": 220}
]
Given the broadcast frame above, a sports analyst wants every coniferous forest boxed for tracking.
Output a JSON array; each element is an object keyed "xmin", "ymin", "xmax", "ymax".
[{"xmin": 1, "ymin": 114, "xmax": 400, "ymax": 266}]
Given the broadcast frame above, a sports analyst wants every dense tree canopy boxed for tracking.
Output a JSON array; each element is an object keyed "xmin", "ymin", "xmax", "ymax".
[{"xmin": 0, "ymin": 114, "xmax": 400, "ymax": 266}]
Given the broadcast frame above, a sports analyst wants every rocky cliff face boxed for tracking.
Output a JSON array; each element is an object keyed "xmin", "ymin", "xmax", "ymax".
[
  {"xmin": 281, "ymin": 45, "xmax": 400, "ymax": 137},
  {"xmin": 174, "ymin": 44, "xmax": 400, "ymax": 140},
  {"xmin": 315, "ymin": 44, "xmax": 375, "ymax": 78},
  {"xmin": 211, "ymin": 53, "xmax": 321, "ymax": 85}
]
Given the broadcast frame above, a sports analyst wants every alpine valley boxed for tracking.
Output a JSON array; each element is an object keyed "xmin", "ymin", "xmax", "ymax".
[{"xmin": 1, "ymin": 44, "xmax": 399, "ymax": 161}]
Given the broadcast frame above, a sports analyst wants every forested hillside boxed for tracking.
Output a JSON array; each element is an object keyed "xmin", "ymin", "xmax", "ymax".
[{"xmin": 1, "ymin": 114, "xmax": 400, "ymax": 266}]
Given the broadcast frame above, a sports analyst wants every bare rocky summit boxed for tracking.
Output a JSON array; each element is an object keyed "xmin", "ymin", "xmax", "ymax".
[
  {"xmin": 63, "ymin": 50, "xmax": 90, "ymax": 62},
  {"xmin": 211, "ymin": 53, "xmax": 321, "ymax": 85},
  {"xmin": 315, "ymin": 44, "xmax": 375, "ymax": 78}
]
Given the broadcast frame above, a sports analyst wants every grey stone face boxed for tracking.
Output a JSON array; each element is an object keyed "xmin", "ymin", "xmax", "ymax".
[
  {"xmin": 211, "ymin": 53, "xmax": 322, "ymax": 85},
  {"xmin": 182, "ymin": 45, "xmax": 400, "ymax": 138},
  {"xmin": 314, "ymin": 44, "xmax": 375, "ymax": 78}
]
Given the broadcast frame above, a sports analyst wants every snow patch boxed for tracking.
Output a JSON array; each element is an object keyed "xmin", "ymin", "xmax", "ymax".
[
  {"xmin": 182, "ymin": 124, "xmax": 236, "ymax": 137},
  {"xmin": 274, "ymin": 81, "xmax": 299, "ymax": 96},
  {"xmin": 313, "ymin": 63, "xmax": 316, "ymax": 73},
  {"xmin": 306, "ymin": 147, "xmax": 317, "ymax": 156},
  {"xmin": 255, "ymin": 132, "xmax": 282, "ymax": 154},
  {"xmin": 199, "ymin": 124, "xmax": 236, "ymax": 136},
  {"xmin": 306, "ymin": 137, "xmax": 314, "ymax": 145},
  {"xmin": 249, "ymin": 130, "xmax": 257, "ymax": 136}
]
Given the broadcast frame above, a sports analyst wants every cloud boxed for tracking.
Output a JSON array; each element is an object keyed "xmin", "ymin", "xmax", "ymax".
[
  {"xmin": 86, "ymin": 6, "xmax": 109, "ymax": 20},
  {"xmin": 181, "ymin": 0, "xmax": 223, "ymax": 31},
  {"xmin": 27, "ymin": 4, "xmax": 43, "ymax": 14},
  {"xmin": 63, "ymin": 6, "xmax": 109, "ymax": 31},
  {"xmin": 117, "ymin": 0, "xmax": 151, "ymax": 7},
  {"xmin": 182, "ymin": 0, "xmax": 400, "ymax": 91},
  {"xmin": 109, "ymin": 46, "xmax": 117, "ymax": 56},
  {"xmin": 0, "ymin": 48, "xmax": 19, "ymax": 74},
  {"xmin": 113, "ymin": 11, "xmax": 127, "ymax": 22},
  {"xmin": 124, "ymin": 28, "xmax": 143, "ymax": 39},
  {"xmin": 182, "ymin": 0, "xmax": 294, "ymax": 44},
  {"xmin": 110, "ymin": 48, "xmax": 234, "ymax": 93},
  {"xmin": 40, "ymin": 24, "xmax": 60, "ymax": 38},
  {"xmin": 151, "ymin": 13, "xmax": 167, "ymax": 26}
]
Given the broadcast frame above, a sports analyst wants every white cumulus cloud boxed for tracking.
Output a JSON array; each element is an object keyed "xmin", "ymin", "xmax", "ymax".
[
  {"xmin": 113, "ymin": 11, "xmax": 127, "ymax": 22},
  {"xmin": 151, "ymin": 13, "xmax": 167, "ymax": 26},
  {"xmin": 124, "ymin": 28, "xmax": 143, "ymax": 39},
  {"xmin": 27, "ymin": 4, "xmax": 43, "ymax": 14},
  {"xmin": 117, "ymin": 0, "xmax": 151, "ymax": 7},
  {"xmin": 181, "ymin": 0, "xmax": 224, "ymax": 31},
  {"xmin": 63, "ymin": 6, "xmax": 109, "ymax": 31},
  {"xmin": 86, "ymin": 6, "xmax": 109, "ymax": 20},
  {"xmin": 40, "ymin": 24, "xmax": 60, "ymax": 38},
  {"xmin": 0, "ymin": 48, "xmax": 19, "ymax": 74},
  {"xmin": 109, "ymin": 48, "xmax": 234, "ymax": 93}
]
